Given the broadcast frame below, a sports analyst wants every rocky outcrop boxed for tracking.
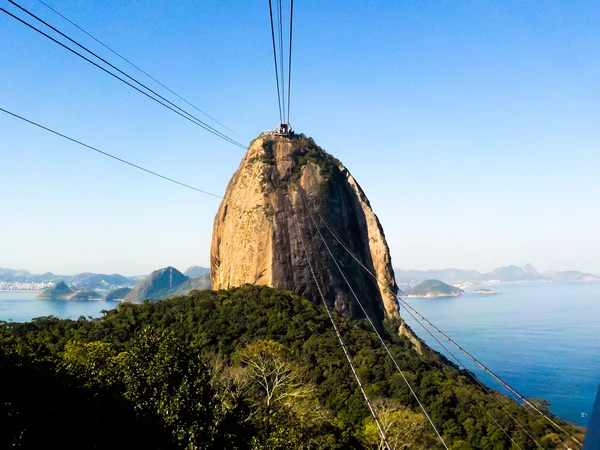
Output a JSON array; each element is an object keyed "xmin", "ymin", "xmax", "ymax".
[
  {"xmin": 399, "ymin": 321, "xmax": 425, "ymax": 355},
  {"xmin": 124, "ymin": 267, "xmax": 188, "ymax": 302},
  {"xmin": 124, "ymin": 267, "xmax": 211, "ymax": 303},
  {"xmin": 211, "ymin": 135, "xmax": 400, "ymax": 324},
  {"xmin": 36, "ymin": 281, "xmax": 73, "ymax": 299}
]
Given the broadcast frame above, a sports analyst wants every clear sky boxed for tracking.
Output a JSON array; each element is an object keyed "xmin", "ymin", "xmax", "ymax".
[{"xmin": 1, "ymin": 0, "xmax": 599, "ymax": 276}]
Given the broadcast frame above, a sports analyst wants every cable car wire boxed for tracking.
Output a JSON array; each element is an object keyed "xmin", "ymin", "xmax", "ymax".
[
  {"xmin": 291, "ymin": 202, "xmax": 392, "ymax": 450},
  {"xmin": 2, "ymin": 3, "xmax": 246, "ymax": 150},
  {"xmin": 35, "ymin": 0, "xmax": 244, "ymax": 140},
  {"xmin": 396, "ymin": 301, "xmax": 538, "ymax": 449},
  {"xmin": 315, "ymin": 212, "xmax": 545, "ymax": 448},
  {"xmin": 286, "ymin": 0, "xmax": 293, "ymax": 124},
  {"xmin": 397, "ymin": 296, "xmax": 582, "ymax": 448},
  {"xmin": 315, "ymin": 211, "xmax": 583, "ymax": 449},
  {"xmin": 278, "ymin": 0, "xmax": 286, "ymax": 123},
  {"xmin": 0, "ymin": 106, "xmax": 223, "ymax": 199},
  {"xmin": 268, "ymin": 0, "xmax": 283, "ymax": 123},
  {"xmin": 298, "ymin": 192, "xmax": 449, "ymax": 449},
  {"xmin": 268, "ymin": 0, "xmax": 293, "ymax": 125}
]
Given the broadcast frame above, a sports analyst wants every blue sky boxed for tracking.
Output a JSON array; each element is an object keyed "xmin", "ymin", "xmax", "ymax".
[{"xmin": 1, "ymin": 0, "xmax": 599, "ymax": 276}]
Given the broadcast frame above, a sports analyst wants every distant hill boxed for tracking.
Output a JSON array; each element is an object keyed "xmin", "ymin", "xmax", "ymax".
[
  {"xmin": 36, "ymin": 281, "xmax": 73, "ymax": 299},
  {"xmin": 0, "ymin": 268, "xmax": 48, "ymax": 283},
  {"xmin": 170, "ymin": 274, "xmax": 211, "ymax": 296},
  {"xmin": 405, "ymin": 280, "xmax": 464, "ymax": 298},
  {"xmin": 67, "ymin": 290, "xmax": 102, "ymax": 301},
  {"xmin": 395, "ymin": 268, "xmax": 483, "ymax": 283},
  {"xmin": 395, "ymin": 264, "xmax": 600, "ymax": 284},
  {"xmin": 0, "ymin": 268, "xmax": 138, "ymax": 292},
  {"xmin": 124, "ymin": 267, "xmax": 211, "ymax": 303},
  {"xmin": 541, "ymin": 271, "xmax": 600, "ymax": 282},
  {"xmin": 104, "ymin": 287, "xmax": 132, "ymax": 301},
  {"xmin": 69, "ymin": 273, "xmax": 135, "ymax": 290},
  {"xmin": 183, "ymin": 266, "xmax": 210, "ymax": 278},
  {"xmin": 481, "ymin": 265, "xmax": 540, "ymax": 282}
]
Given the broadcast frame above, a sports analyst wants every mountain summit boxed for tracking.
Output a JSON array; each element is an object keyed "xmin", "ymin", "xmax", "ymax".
[{"xmin": 211, "ymin": 134, "xmax": 399, "ymax": 324}]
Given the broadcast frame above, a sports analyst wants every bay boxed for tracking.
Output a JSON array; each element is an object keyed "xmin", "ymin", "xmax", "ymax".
[
  {"xmin": 401, "ymin": 281, "xmax": 600, "ymax": 427},
  {"xmin": 0, "ymin": 291, "xmax": 117, "ymax": 322}
]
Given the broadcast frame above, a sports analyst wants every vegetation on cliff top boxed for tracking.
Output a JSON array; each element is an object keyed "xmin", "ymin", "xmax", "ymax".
[
  {"xmin": 259, "ymin": 134, "xmax": 342, "ymax": 191},
  {"xmin": 1, "ymin": 285, "xmax": 582, "ymax": 449}
]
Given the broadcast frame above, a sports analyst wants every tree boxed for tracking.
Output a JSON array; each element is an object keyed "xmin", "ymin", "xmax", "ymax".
[
  {"xmin": 123, "ymin": 326, "xmax": 223, "ymax": 450},
  {"xmin": 236, "ymin": 339, "xmax": 317, "ymax": 447},
  {"xmin": 60, "ymin": 340, "xmax": 124, "ymax": 387},
  {"xmin": 364, "ymin": 398, "xmax": 441, "ymax": 449}
]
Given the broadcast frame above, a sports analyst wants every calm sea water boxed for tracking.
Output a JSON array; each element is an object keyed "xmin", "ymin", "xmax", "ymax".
[
  {"xmin": 401, "ymin": 282, "xmax": 600, "ymax": 427},
  {"xmin": 1, "ymin": 283, "xmax": 598, "ymax": 426},
  {"xmin": 0, "ymin": 291, "xmax": 117, "ymax": 322}
]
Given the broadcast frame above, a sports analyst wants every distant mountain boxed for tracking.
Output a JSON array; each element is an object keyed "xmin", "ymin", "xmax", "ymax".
[
  {"xmin": 124, "ymin": 267, "xmax": 212, "ymax": 303},
  {"xmin": 0, "ymin": 268, "xmax": 47, "ymax": 283},
  {"xmin": 37, "ymin": 281, "xmax": 73, "ymax": 299},
  {"xmin": 104, "ymin": 287, "xmax": 132, "ymax": 301},
  {"xmin": 541, "ymin": 271, "xmax": 600, "ymax": 282},
  {"xmin": 0, "ymin": 268, "xmax": 32, "ymax": 279},
  {"xmin": 170, "ymin": 274, "xmax": 211, "ymax": 296},
  {"xmin": 184, "ymin": 266, "xmax": 210, "ymax": 278},
  {"xmin": 395, "ymin": 268, "xmax": 483, "ymax": 283},
  {"xmin": 395, "ymin": 264, "xmax": 599, "ymax": 284},
  {"xmin": 0, "ymin": 268, "xmax": 137, "ymax": 291},
  {"xmin": 482, "ymin": 265, "xmax": 539, "ymax": 282},
  {"xmin": 68, "ymin": 273, "xmax": 135, "ymax": 290},
  {"xmin": 406, "ymin": 279, "xmax": 464, "ymax": 298},
  {"xmin": 521, "ymin": 263, "xmax": 540, "ymax": 277}
]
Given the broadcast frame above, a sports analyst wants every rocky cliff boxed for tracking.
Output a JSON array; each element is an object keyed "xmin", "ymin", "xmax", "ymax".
[
  {"xmin": 124, "ymin": 267, "xmax": 211, "ymax": 303},
  {"xmin": 211, "ymin": 134, "xmax": 399, "ymax": 324},
  {"xmin": 124, "ymin": 267, "xmax": 188, "ymax": 302}
]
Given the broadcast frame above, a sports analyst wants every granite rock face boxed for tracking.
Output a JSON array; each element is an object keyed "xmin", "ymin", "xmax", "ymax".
[{"xmin": 211, "ymin": 135, "xmax": 399, "ymax": 324}]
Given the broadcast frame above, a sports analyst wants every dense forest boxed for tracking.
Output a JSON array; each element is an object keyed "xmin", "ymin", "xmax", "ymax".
[{"xmin": 0, "ymin": 285, "xmax": 584, "ymax": 449}]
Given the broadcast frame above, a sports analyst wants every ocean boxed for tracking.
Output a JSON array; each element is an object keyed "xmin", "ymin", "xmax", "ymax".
[
  {"xmin": 401, "ymin": 281, "xmax": 600, "ymax": 427},
  {"xmin": 0, "ymin": 282, "xmax": 598, "ymax": 427},
  {"xmin": 0, "ymin": 291, "xmax": 117, "ymax": 322}
]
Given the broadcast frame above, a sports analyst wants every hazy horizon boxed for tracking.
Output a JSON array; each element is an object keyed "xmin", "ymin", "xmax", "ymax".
[
  {"xmin": 2, "ymin": 1, "xmax": 598, "ymax": 277},
  {"xmin": 2, "ymin": 259, "xmax": 598, "ymax": 279}
]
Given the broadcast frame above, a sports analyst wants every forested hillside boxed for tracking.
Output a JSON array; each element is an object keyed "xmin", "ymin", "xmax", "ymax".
[{"xmin": 0, "ymin": 286, "xmax": 583, "ymax": 449}]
